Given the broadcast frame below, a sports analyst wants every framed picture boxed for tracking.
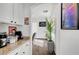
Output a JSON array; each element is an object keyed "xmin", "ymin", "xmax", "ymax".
[
  {"xmin": 24, "ymin": 17, "xmax": 29, "ymax": 25},
  {"xmin": 39, "ymin": 22, "xmax": 46, "ymax": 27},
  {"xmin": 61, "ymin": 3, "xmax": 78, "ymax": 30}
]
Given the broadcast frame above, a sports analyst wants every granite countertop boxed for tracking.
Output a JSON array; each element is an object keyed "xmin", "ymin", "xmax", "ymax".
[{"xmin": 0, "ymin": 37, "xmax": 30, "ymax": 55}]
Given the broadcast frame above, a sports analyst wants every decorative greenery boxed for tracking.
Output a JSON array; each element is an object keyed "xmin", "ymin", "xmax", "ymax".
[{"xmin": 46, "ymin": 17, "xmax": 55, "ymax": 42}]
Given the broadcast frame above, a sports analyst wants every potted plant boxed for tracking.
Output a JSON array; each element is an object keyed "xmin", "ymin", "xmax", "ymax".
[{"xmin": 46, "ymin": 17, "xmax": 55, "ymax": 54}]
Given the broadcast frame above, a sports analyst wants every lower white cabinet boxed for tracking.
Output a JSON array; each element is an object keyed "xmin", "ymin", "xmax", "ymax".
[{"xmin": 8, "ymin": 41, "xmax": 32, "ymax": 55}]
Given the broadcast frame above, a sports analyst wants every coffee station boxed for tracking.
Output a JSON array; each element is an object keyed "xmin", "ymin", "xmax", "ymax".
[{"xmin": 0, "ymin": 29, "xmax": 31, "ymax": 55}]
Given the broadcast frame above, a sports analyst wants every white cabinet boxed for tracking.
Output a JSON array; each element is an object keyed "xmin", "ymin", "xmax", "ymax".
[
  {"xmin": 0, "ymin": 3, "xmax": 24, "ymax": 25},
  {"xmin": 13, "ymin": 4, "xmax": 24, "ymax": 25},
  {"xmin": 0, "ymin": 4, "xmax": 13, "ymax": 19},
  {"xmin": 0, "ymin": 4, "xmax": 13, "ymax": 23},
  {"xmin": 8, "ymin": 41, "xmax": 32, "ymax": 55}
]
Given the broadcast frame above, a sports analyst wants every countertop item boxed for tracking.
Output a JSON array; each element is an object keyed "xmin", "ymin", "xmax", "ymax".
[
  {"xmin": 7, "ymin": 36, "xmax": 18, "ymax": 43},
  {"xmin": 0, "ymin": 37, "xmax": 30, "ymax": 55},
  {"xmin": 0, "ymin": 32, "xmax": 7, "ymax": 47}
]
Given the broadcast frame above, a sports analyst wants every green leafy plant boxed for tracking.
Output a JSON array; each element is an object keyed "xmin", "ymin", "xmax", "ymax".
[{"xmin": 46, "ymin": 17, "xmax": 55, "ymax": 42}]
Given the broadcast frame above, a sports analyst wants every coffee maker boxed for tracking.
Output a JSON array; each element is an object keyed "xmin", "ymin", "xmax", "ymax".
[{"xmin": 0, "ymin": 32, "xmax": 7, "ymax": 48}]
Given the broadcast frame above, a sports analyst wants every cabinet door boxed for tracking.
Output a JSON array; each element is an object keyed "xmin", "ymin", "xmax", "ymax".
[
  {"xmin": 18, "ymin": 4, "xmax": 24, "ymax": 25},
  {"xmin": 14, "ymin": 4, "xmax": 24, "ymax": 25},
  {"xmin": 0, "ymin": 4, "xmax": 13, "ymax": 23},
  {"xmin": 13, "ymin": 4, "xmax": 19, "ymax": 24}
]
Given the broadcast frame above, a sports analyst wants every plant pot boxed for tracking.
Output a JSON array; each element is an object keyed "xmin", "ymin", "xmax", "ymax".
[{"xmin": 47, "ymin": 40, "xmax": 55, "ymax": 54}]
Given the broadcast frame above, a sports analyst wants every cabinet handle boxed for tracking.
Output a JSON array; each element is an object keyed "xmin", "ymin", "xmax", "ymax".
[
  {"xmin": 23, "ymin": 52, "xmax": 25, "ymax": 54},
  {"xmin": 11, "ymin": 21, "xmax": 13, "ymax": 23},
  {"xmin": 15, "ymin": 52, "xmax": 18, "ymax": 55},
  {"xmin": 14, "ymin": 22, "xmax": 16, "ymax": 23}
]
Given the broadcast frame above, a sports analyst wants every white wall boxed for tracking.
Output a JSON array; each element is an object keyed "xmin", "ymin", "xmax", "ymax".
[
  {"xmin": 31, "ymin": 22, "xmax": 38, "ymax": 38},
  {"xmin": 31, "ymin": 4, "xmax": 54, "ymax": 38},
  {"xmin": 56, "ymin": 4, "xmax": 79, "ymax": 55},
  {"xmin": 60, "ymin": 30, "xmax": 79, "ymax": 55}
]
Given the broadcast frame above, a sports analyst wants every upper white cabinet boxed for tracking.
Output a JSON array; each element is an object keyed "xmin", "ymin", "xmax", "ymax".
[
  {"xmin": 0, "ymin": 4, "xmax": 13, "ymax": 18},
  {"xmin": 0, "ymin": 3, "xmax": 24, "ymax": 25},
  {"xmin": 14, "ymin": 4, "xmax": 24, "ymax": 25},
  {"xmin": 0, "ymin": 4, "xmax": 13, "ymax": 23}
]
